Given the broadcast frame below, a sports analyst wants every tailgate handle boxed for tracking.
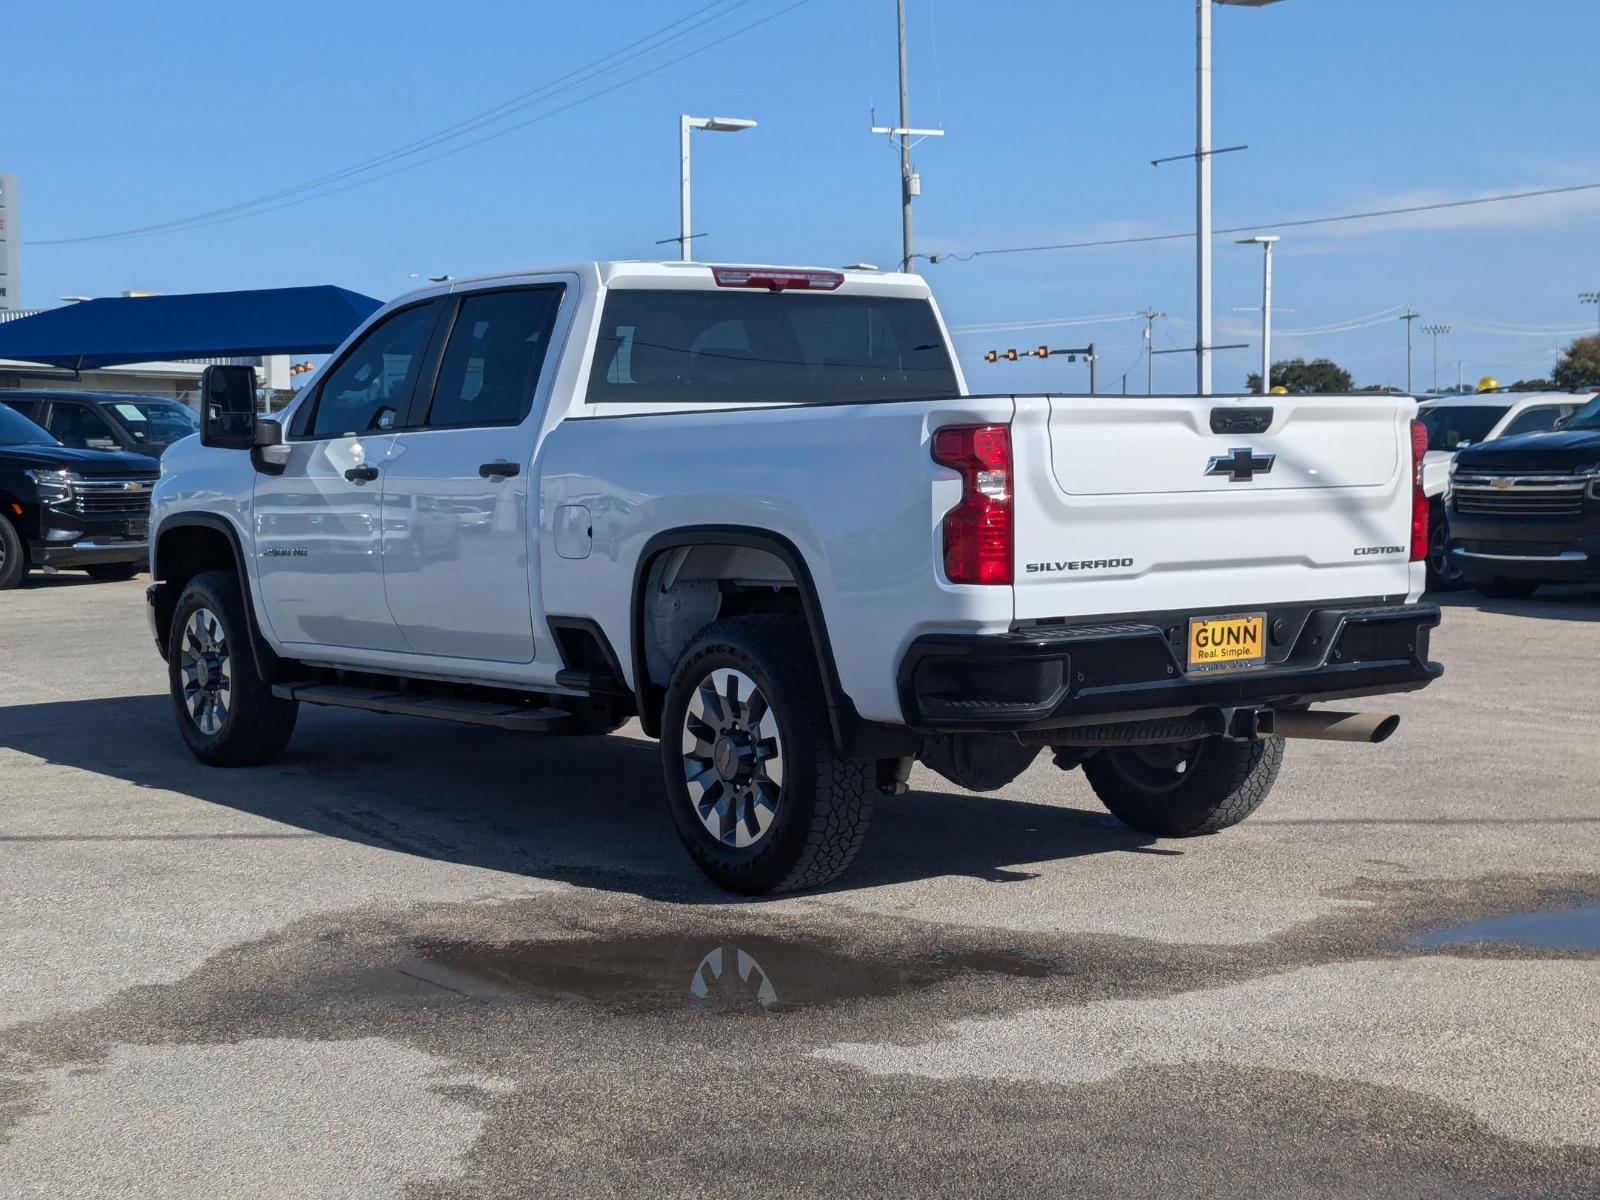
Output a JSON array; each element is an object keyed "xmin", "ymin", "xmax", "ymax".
[{"xmin": 1210, "ymin": 407, "xmax": 1274, "ymax": 435}]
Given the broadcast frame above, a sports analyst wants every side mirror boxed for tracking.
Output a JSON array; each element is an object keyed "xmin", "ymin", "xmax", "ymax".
[
  {"xmin": 1553, "ymin": 416, "xmax": 1569, "ymax": 431},
  {"xmin": 199, "ymin": 364, "xmax": 258, "ymax": 449}
]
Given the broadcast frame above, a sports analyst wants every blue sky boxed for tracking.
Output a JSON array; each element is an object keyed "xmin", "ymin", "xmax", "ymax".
[{"xmin": 5, "ymin": 0, "xmax": 1598, "ymax": 392}]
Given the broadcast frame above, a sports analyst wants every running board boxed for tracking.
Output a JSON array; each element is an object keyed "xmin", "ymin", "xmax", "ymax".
[{"xmin": 271, "ymin": 683, "xmax": 573, "ymax": 732}]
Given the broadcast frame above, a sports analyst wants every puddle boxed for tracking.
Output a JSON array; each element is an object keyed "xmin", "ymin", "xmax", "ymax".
[
  {"xmin": 1411, "ymin": 903, "xmax": 1600, "ymax": 952},
  {"xmin": 330, "ymin": 933, "xmax": 1050, "ymax": 1015}
]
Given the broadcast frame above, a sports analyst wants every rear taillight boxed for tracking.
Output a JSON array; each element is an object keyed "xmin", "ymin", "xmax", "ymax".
[
  {"xmin": 932, "ymin": 423, "xmax": 1013, "ymax": 585},
  {"xmin": 1410, "ymin": 418, "xmax": 1428, "ymax": 563}
]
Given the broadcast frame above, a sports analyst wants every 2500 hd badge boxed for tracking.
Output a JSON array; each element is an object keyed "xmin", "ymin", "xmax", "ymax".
[{"xmin": 1025, "ymin": 558, "xmax": 1136, "ymax": 574}]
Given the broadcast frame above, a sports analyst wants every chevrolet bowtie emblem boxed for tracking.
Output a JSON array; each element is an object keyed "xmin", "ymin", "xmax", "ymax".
[{"xmin": 1205, "ymin": 447, "xmax": 1276, "ymax": 483}]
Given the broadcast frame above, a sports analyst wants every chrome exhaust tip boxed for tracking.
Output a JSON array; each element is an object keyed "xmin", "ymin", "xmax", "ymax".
[{"xmin": 1271, "ymin": 709, "xmax": 1401, "ymax": 745}]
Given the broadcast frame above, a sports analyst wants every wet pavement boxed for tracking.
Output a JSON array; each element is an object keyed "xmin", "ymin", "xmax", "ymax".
[{"xmin": 2, "ymin": 578, "xmax": 1599, "ymax": 1198}]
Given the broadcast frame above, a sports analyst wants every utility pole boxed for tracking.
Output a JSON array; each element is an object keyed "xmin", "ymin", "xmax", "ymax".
[
  {"xmin": 1399, "ymin": 309, "xmax": 1421, "ymax": 394},
  {"xmin": 896, "ymin": 0, "xmax": 914, "ymax": 273},
  {"xmin": 1422, "ymin": 323, "xmax": 1451, "ymax": 393},
  {"xmin": 868, "ymin": 2, "xmax": 942, "ymax": 274},
  {"xmin": 1139, "ymin": 308, "xmax": 1165, "ymax": 394},
  {"xmin": 1582, "ymin": 292, "xmax": 1600, "ymax": 336},
  {"xmin": 1196, "ymin": 0, "xmax": 1213, "ymax": 396}
]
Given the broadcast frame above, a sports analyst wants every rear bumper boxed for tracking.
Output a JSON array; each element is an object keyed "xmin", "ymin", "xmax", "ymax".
[{"xmin": 898, "ymin": 601, "xmax": 1441, "ymax": 733}]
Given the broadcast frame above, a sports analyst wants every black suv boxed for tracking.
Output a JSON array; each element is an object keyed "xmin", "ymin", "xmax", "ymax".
[
  {"xmin": 1, "ymin": 389, "xmax": 200, "ymax": 458},
  {"xmin": 0, "ymin": 404, "xmax": 159, "ymax": 589},
  {"xmin": 1447, "ymin": 392, "xmax": 1600, "ymax": 597}
]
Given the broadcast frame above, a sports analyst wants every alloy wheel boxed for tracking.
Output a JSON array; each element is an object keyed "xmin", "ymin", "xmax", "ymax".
[
  {"xmin": 680, "ymin": 667, "xmax": 785, "ymax": 849},
  {"xmin": 178, "ymin": 607, "xmax": 232, "ymax": 735}
]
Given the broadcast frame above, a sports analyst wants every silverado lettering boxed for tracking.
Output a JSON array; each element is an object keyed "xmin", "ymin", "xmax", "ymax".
[{"xmin": 1025, "ymin": 558, "xmax": 1135, "ymax": 573}]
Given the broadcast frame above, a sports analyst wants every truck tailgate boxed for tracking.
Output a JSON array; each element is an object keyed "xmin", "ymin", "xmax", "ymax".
[{"xmin": 1010, "ymin": 394, "xmax": 1419, "ymax": 620}]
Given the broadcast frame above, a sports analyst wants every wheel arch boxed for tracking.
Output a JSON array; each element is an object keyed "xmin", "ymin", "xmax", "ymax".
[
  {"xmin": 630, "ymin": 525, "xmax": 904, "ymax": 754},
  {"xmin": 152, "ymin": 514, "xmax": 283, "ymax": 678}
]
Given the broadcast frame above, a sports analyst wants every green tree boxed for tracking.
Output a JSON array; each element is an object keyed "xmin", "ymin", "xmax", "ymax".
[
  {"xmin": 1246, "ymin": 358, "xmax": 1354, "ymax": 394},
  {"xmin": 1552, "ymin": 336, "xmax": 1600, "ymax": 390},
  {"xmin": 1507, "ymin": 378, "xmax": 1555, "ymax": 392}
]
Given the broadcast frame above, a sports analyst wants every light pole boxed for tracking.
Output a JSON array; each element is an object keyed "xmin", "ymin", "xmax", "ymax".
[
  {"xmin": 1236, "ymin": 236, "xmax": 1279, "ymax": 393},
  {"xmin": 1196, "ymin": 0, "xmax": 1287, "ymax": 396},
  {"xmin": 1422, "ymin": 323, "xmax": 1451, "ymax": 393},
  {"xmin": 1582, "ymin": 292, "xmax": 1600, "ymax": 336},
  {"xmin": 677, "ymin": 115, "xmax": 757, "ymax": 262}
]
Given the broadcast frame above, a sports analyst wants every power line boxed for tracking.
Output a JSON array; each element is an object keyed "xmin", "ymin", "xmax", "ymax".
[
  {"xmin": 926, "ymin": 181, "xmax": 1600, "ymax": 264},
  {"xmin": 949, "ymin": 311, "xmax": 1143, "ymax": 335},
  {"xmin": 29, "ymin": 0, "xmax": 805, "ymax": 247}
]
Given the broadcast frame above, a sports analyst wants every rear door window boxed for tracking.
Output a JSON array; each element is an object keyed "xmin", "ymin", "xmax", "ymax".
[
  {"xmin": 423, "ymin": 287, "xmax": 564, "ymax": 428},
  {"xmin": 585, "ymin": 290, "xmax": 958, "ymax": 406}
]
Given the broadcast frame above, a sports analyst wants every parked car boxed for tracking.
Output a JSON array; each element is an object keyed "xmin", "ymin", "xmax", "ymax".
[
  {"xmin": 145, "ymin": 261, "xmax": 1440, "ymax": 893},
  {"xmin": 1446, "ymin": 391, "xmax": 1600, "ymax": 597},
  {"xmin": 1, "ymin": 389, "xmax": 200, "ymax": 458},
  {"xmin": 1417, "ymin": 392, "xmax": 1583, "ymax": 589},
  {"xmin": 0, "ymin": 402, "xmax": 160, "ymax": 589}
]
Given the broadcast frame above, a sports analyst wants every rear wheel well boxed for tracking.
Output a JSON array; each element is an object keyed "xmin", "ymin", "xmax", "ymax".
[{"xmin": 633, "ymin": 541, "xmax": 809, "ymax": 737}]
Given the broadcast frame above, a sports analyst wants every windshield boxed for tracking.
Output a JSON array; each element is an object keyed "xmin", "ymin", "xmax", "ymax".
[
  {"xmin": 0, "ymin": 403, "xmax": 61, "ymax": 446},
  {"xmin": 1565, "ymin": 395, "xmax": 1600, "ymax": 432},
  {"xmin": 102, "ymin": 398, "xmax": 201, "ymax": 444},
  {"xmin": 586, "ymin": 291, "xmax": 960, "ymax": 405},
  {"xmin": 1419, "ymin": 404, "xmax": 1509, "ymax": 451}
]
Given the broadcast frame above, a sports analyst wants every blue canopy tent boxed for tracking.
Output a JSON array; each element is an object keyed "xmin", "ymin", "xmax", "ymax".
[{"xmin": 0, "ymin": 285, "xmax": 382, "ymax": 370}]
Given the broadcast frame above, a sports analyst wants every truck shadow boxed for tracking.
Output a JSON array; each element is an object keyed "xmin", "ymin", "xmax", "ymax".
[{"xmin": 0, "ymin": 695, "xmax": 1166, "ymax": 902}]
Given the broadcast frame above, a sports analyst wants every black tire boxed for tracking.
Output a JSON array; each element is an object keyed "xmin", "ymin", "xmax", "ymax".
[
  {"xmin": 85, "ymin": 563, "xmax": 141, "ymax": 582},
  {"xmin": 1084, "ymin": 736, "xmax": 1284, "ymax": 837},
  {"xmin": 1474, "ymin": 577, "xmax": 1540, "ymax": 599},
  {"xmin": 168, "ymin": 569, "xmax": 298, "ymax": 767},
  {"xmin": 660, "ymin": 615, "xmax": 873, "ymax": 895},
  {"xmin": 1425, "ymin": 501, "xmax": 1464, "ymax": 593},
  {"xmin": 0, "ymin": 514, "xmax": 27, "ymax": 590}
]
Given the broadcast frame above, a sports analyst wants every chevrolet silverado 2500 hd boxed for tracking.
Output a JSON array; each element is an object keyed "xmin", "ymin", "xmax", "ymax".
[{"xmin": 146, "ymin": 262, "xmax": 1441, "ymax": 893}]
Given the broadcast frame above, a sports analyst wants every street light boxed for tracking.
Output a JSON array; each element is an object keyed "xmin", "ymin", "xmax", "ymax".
[
  {"xmin": 1196, "ymin": 0, "xmax": 1287, "ymax": 396},
  {"xmin": 1236, "ymin": 236, "xmax": 1279, "ymax": 393},
  {"xmin": 1581, "ymin": 292, "xmax": 1600, "ymax": 336},
  {"xmin": 1421, "ymin": 323, "xmax": 1451, "ymax": 393},
  {"xmin": 676, "ymin": 114, "xmax": 757, "ymax": 262}
]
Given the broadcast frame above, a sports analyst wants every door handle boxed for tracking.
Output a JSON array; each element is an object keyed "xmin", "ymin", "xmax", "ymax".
[
  {"xmin": 344, "ymin": 464, "xmax": 380, "ymax": 483},
  {"xmin": 479, "ymin": 461, "xmax": 522, "ymax": 479}
]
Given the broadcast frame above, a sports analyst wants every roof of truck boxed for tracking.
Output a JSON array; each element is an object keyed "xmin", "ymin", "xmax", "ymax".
[
  {"xmin": 391, "ymin": 261, "xmax": 934, "ymax": 304},
  {"xmin": 1417, "ymin": 391, "xmax": 1574, "ymax": 409}
]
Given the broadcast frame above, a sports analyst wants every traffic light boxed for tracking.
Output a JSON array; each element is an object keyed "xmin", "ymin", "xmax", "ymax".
[
  {"xmin": 1004, "ymin": 348, "xmax": 1019, "ymax": 362},
  {"xmin": 984, "ymin": 350, "xmax": 998, "ymax": 363},
  {"xmin": 1035, "ymin": 346, "xmax": 1050, "ymax": 359}
]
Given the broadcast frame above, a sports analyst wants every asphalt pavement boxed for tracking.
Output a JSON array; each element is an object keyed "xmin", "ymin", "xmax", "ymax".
[{"xmin": 2, "ymin": 575, "xmax": 1597, "ymax": 1198}]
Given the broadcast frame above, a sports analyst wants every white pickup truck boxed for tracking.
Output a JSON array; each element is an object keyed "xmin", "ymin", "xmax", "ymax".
[{"xmin": 147, "ymin": 261, "xmax": 1441, "ymax": 893}]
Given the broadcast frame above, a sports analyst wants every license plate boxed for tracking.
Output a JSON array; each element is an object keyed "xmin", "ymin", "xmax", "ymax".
[
  {"xmin": 126, "ymin": 518, "xmax": 148, "ymax": 539},
  {"xmin": 1187, "ymin": 613, "xmax": 1267, "ymax": 671}
]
